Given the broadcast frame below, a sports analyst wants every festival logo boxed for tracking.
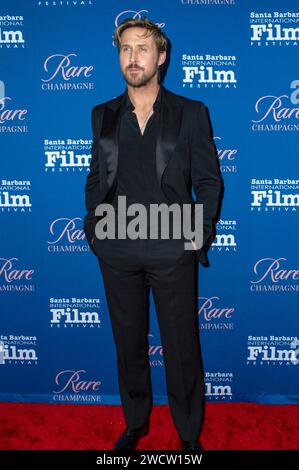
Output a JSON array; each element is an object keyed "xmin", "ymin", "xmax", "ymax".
[
  {"xmin": 0, "ymin": 334, "xmax": 38, "ymax": 365},
  {"xmin": 0, "ymin": 14, "xmax": 25, "ymax": 49},
  {"xmin": 250, "ymin": 11, "xmax": 299, "ymax": 47},
  {"xmin": 205, "ymin": 372, "xmax": 233, "ymax": 401},
  {"xmin": 209, "ymin": 219, "xmax": 237, "ymax": 255},
  {"xmin": 247, "ymin": 335, "xmax": 299, "ymax": 366},
  {"xmin": 0, "ymin": 179, "xmax": 32, "ymax": 212},
  {"xmin": 44, "ymin": 137, "xmax": 92, "ymax": 173},
  {"xmin": 250, "ymin": 178, "xmax": 299, "ymax": 212},
  {"xmin": 37, "ymin": 0, "xmax": 94, "ymax": 8},
  {"xmin": 182, "ymin": 52, "xmax": 237, "ymax": 89},
  {"xmin": 49, "ymin": 297, "xmax": 101, "ymax": 329},
  {"xmin": 52, "ymin": 369, "xmax": 102, "ymax": 403}
]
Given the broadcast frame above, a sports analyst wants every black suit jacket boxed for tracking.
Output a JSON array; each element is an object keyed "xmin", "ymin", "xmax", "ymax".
[{"xmin": 83, "ymin": 85, "xmax": 222, "ymax": 267}]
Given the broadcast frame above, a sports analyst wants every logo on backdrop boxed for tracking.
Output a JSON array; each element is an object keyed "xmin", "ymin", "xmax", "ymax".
[
  {"xmin": 205, "ymin": 372, "xmax": 233, "ymax": 401},
  {"xmin": 250, "ymin": 178, "xmax": 299, "ymax": 212},
  {"xmin": 250, "ymin": 257, "xmax": 299, "ymax": 293},
  {"xmin": 0, "ymin": 257, "xmax": 35, "ymax": 292},
  {"xmin": 47, "ymin": 217, "xmax": 88, "ymax": 253},
  {"xmin": 148, "ymin": 333, "xmax": 163, "ymax": 368},
  {"xmin": 49, "ymin": 297, "xmax": 101, "ymax": 329},
  {"xmin": 0, "ymin": 179, "xmax": 32, "ymax": 212},
  {"xmin": 180, "ymin": 0, "xmax": 236, "ymax": 6},
  {"xmin": 210, "ymin": 219, "xmax": 237, "ymax": 255},
  {"xmin": 0, "ymin": 335, "xmax": 38, "ymax": 365},
  {"xmin": 198, "ymin": 295, "xmax": 236, "ymax": 331},
  {"xmin": 52, "ymin": 369, "xmax": 102, "ymax": 403},
  {"xmin": 252, "ymin": 80, "xmax": 299, "ymax": 132},
  {"xmin": 41, "ymin": 53, "xmax": 94, "ymax": 91},
  {"xmin": 0, "ymin": 81, "xmax": 28, "ymax": 133},
  {"xmin": 44, "ymin": 138, "xmax": 91, "ymax": 172},
  {"xmin": 247, "ymin": 335, "xmax": 299, "ymax": 366},
  {"xmin": 217, "ymin": 137, "xmax": 238, "ymax": 174},
  {"xmin": 250, "ymin": 11, "xmax": 299, "ymax": 47},
  {"xmin": 182, "ymin": 53, "xmax": 237, "ymax": 89},
  {"xmin": 0, "ymin": 15, "xmax": 25, "ymax": 49},
  {"xmin": 37, "ymin": 1, "xmax": 93, "ymax": 8}
]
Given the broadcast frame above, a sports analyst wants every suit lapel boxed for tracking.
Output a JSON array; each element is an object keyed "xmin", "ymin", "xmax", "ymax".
[
  {"xmin": 99, "ymin": 86, "xmax": 184, "ymax": 193},
  {"xmin": 98, "ymin": 104, "xmax": 122, "ymax": 191},
  {"xmin": 156, "ymin": 96, "xmax": 183, "ymax": 185}
]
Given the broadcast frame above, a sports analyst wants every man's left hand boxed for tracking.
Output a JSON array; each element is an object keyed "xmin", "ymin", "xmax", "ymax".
[{"xmin": 190, "ymin": 239, "xmax": 197, "ymax": 251}]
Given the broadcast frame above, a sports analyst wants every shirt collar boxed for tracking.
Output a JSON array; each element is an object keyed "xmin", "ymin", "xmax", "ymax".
[{"xmin": 123, "ymin": 85, "xmax": 163, "ymax": 113}]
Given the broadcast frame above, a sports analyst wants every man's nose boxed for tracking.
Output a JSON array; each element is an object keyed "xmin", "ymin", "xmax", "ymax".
[{"xmin": 130, "ymin": 49, "xmax": 139, "ymax": 63}]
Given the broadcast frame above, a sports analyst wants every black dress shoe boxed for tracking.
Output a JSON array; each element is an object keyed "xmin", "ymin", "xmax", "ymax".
[
  {"xmin": 113, "ymin": 422, "xmax": 150, "ymax": 450},
  {"xmin": 181, "ymin": 440, "xmax": 204, "ymax": 451}
]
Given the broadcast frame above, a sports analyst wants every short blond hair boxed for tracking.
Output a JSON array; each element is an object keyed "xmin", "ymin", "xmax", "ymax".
[
  {"xmin": 113, "ymin": 17, "xmax": 168, "ymax": 82},
  {"xmin": 113, "ymin": 17, "xmax": 168, "ymax": 53}
]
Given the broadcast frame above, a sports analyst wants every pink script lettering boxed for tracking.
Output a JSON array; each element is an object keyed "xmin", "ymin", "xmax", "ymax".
[
  {"xmin": 42, "ymin": 53, "xmax": 93, "ymax": 82},
  {"xmin": 252, "ymin": 95, "xmax": 299, "ymax": 123},
  {"xmin": 48, "ymin": 218, "xmax": 85, "ymax": 244},
  {"xmin": 54, "ymin": 369, "xmax": 101, "ymax": 393},
  {"xmin": 0, "ymin": 258, "xmax": 34, "ymax": 282},
  {"xmin": 251, "ymin": 257, "xmax": 299, "ymax": 284}
]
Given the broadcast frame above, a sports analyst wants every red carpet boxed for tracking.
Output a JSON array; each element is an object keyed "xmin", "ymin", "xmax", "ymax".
[{"xmin": 0, "ymin": 402, "xmax": 298, "ymax": 450}]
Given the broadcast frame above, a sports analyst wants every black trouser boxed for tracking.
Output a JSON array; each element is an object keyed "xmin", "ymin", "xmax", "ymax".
[{"xmin": 96, "ymin": 237, "xmax": 205, "ymax": 441}]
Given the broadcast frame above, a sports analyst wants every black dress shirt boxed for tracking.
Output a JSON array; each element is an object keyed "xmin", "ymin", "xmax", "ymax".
[{"xmin": 110, "ymin": 86, "xmax": 175, "ymax": 239}]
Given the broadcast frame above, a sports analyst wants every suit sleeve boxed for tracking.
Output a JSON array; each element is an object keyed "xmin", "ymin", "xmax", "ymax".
[
  {"xmin": 83, "ymin": 106, "xmax": 102, "ymax": 252},
  {"xmin": 190, "ymin": 101, "xmax": 222, "ymax": 266}
]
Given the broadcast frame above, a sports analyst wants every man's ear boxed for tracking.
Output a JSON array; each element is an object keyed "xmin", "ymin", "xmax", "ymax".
[{"xmin": 158, "ymin": 50, "xmax": 166, "ymax": 67}]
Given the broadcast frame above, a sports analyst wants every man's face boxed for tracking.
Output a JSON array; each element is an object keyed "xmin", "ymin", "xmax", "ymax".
[{"xmin": 119, "ymin": 26, "xmax": 166, "ymax": 88}]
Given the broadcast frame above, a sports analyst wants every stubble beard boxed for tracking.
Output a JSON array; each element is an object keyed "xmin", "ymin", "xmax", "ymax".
[{"xmin": 123, "ymin": 64, "xmax": 159, "ymax": 88}]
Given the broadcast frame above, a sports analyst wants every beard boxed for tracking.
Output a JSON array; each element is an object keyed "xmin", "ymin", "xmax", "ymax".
[{"xmin": 123, "ymin": 63, "xmax": 160, "ymax": 88}]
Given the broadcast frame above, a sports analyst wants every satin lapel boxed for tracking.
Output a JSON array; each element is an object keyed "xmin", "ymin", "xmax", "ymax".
[
  {"xmin": 99, "ymin": 104, "xmax": 122, "ymax": 191},
  {"xmin": 99, "ymin": 89, "xmax": 184, "ymax": 192},
  {"xmin": 156, "ymin": 98, "xmax": 184, "ymax": 188}
]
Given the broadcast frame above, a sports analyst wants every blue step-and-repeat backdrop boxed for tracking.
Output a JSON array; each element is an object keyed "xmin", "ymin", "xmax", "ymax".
[{"xmin": 1, "ymin": 0, "xmax": 298, "ymax": 405}]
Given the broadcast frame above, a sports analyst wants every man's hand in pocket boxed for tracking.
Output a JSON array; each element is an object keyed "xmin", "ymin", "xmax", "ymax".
[{"xmin": 190, "ymin": 239, "xmax": 197, "ymax": 251}]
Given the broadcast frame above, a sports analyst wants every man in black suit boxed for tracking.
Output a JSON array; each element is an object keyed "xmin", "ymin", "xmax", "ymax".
[{"xmin": 84, "ymin": 17, "xmax": 222, "ymax": 451}]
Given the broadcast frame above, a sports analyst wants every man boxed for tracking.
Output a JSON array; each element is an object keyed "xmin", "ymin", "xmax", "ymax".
[{"xmin": 83, "ymin": 17, "xmax": 222, "ymax": 451}]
